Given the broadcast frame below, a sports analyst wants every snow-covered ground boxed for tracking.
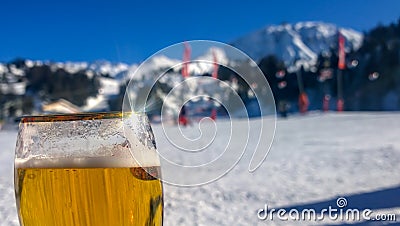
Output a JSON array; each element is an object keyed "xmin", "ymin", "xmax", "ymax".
[{"xmin": 1, "ymin": 112, "xmax": 399, "ymax": 225}]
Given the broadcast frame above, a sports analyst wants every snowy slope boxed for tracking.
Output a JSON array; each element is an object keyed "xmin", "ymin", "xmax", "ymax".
[
  {"xmin": 231, "ymin": 22, "xmax": 363, "ymax": 71},
  {"xmin": 1, "ymin": 113, "xmax": 399, "ymax": 225}
]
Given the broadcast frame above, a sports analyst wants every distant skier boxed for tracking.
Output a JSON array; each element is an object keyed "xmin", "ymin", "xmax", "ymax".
[
  {"xmin": 298, "ymin": 92, "xmax": 309, "ymax": 114},
  {"xmin": 278, "ymin": 100, "xmax": 289, "ymax": 118},
  {"xmin": 178, "ymin": 105, "xmax": 188, "ymax": 126},
  {"xmin": 210, "ymin": 108, "xmax": 217, "ymax": 121}
]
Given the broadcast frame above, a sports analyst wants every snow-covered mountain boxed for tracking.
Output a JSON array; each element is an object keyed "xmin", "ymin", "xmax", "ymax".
[
  {"xmin": 0, "ymin": 47, "xmax": 233, "ymax": 115},
  {"xmin": 42, "ymin": 22, "xmax": 362, "ymax": 76},
  {"xmin": 0, "ymin": 21, "xmax": 367, "ymax": 115},
  {"xmin": 231, "ymin": 21, "xmax": 363, "ymax": 71},
  {"xmin": 126, "ymin": 47, "xmax": 229, "ymax": 82},
  {"xmin": 0, "ymin": 22, "xmax": 363, "ymax": 84}
]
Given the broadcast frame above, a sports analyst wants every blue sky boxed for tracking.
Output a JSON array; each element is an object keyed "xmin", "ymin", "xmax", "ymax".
[{"xmin": 1, "ymin": 0, "xmax": 399, "ymax": 63}]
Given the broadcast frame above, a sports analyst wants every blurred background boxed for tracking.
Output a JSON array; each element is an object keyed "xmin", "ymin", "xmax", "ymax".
[
  {"xmin": 1, "ymin": 1, "xmax": 400, "ymax": 225},
  {"xmin": 0, "ymin": 0, "xmax": 399, "ymax": 123}
]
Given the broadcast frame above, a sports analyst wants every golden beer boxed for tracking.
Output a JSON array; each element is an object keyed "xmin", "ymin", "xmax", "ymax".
[
  {"xmin": 15, "ymin": 164, "xmax": 162, "ymax": 226},
  {"xmin": 15, "ymin": 112, "xmax": 163, "ymax": 226}
]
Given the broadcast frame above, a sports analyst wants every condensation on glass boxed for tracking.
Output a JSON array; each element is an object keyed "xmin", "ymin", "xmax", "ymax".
[{"xmin": 14, "ymin": 112, "xmax": 163, "ymax": 226}]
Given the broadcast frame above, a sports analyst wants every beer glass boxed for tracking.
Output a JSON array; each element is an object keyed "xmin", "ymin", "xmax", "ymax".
[{"xmin": 14, "ymin": 112, "xmax": 163, "ymax": 226}]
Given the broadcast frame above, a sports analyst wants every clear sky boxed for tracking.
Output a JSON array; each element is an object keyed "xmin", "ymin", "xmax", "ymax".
[{"xmin": 1, "ymin": 0, "xmax": 399, "ymax": 63}]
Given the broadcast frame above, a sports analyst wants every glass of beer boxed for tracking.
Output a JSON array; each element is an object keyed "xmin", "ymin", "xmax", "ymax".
[{"xmin": 14, "ymin": 112, "xmax": 163, "ymax": 226}]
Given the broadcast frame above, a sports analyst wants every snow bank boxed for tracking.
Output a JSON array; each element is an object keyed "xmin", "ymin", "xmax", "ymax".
[{"xmin": 1, "ymin": 113, "xmax": 399, "ymax": 225}]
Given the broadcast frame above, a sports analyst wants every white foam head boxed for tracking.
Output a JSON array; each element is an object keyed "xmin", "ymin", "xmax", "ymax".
[
  {"xmin": 15, "ymin": 112, "xmax": 160, "ymax": 168},
  {"xmin": 15, "ymin": 156, "xmax": 141, "ymax": 168}
]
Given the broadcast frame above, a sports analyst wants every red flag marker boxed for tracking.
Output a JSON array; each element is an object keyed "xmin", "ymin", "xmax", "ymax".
[
  {"xmin": 299, "ymin": 92, "xmax": 309, "ymax": 114},
  {"xmin": 338, "ymin": 33, "xmax": 346, "ymax": 70},
  {"xmin": 210, "ymin": 108, "xmax": 217, "ymax": 121},
  {"xmin": 337, "ymin": 32, "xmax": 345, "ymax": 111},
  {"xmin": 337, "ymin": 98, "xmax": 344, "ymax": 112},
  {"xmin": 323, "ymin": 94, "xmax": 330, "ymax": 112},
  {"xmin": 182, "ymin": 42, "xmax": 191, "ymax": 78},
  {"xmin": 212, "ymin": 49, "xmax": 219, "ymax": 79}
]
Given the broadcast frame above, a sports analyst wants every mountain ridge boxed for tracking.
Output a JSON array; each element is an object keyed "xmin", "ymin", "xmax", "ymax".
[
  {"xmin": 1, "ymin": 21, "xmax": 363, "ymax": 76},
  {"xmin": 231, "ymin": 21, "xmax": 363, "ymax": 71},
  {"xmin": 5, "ymin": 21, "xmax": 392, "ymax": 118}
]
